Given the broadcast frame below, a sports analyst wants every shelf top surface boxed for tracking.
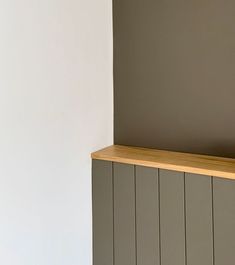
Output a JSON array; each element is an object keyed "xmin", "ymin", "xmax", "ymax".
[{"xmin": 91, "ymin": 145, "xmax": 235, "ymax": 180}]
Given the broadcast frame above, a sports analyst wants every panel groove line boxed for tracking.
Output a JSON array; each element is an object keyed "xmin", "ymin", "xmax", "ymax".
[
  {"xmin": 185, "ymin": 173, "xmax": 213, "ymax": 265},
  {"xmin": 134, "ymin": 166, "xmax": 137, "ymax": 265},
  {"xmin": 158, "ymin": 169, "xmax": 162, "ymax": 265},
  {"xmin": 184, "ymin": 173, "xmax": 187, "ymax": 265},
  {"xmin": 113, "ymin": 162, "xmax": 136, "ymax": 265},
  {"xmin": 112, "ymin": 162, "xmax": 115, "ymax": 265},
  {"xmin": 92, "ymin": 160, "xmax": 113, "ymax": 265},
  {"xmin": 211, "ymin": 177, "xmax": 215, "ymax": 265},
  {"xmin": 136, "ymin": 166, "xmax": 160, "ymax": 265}
]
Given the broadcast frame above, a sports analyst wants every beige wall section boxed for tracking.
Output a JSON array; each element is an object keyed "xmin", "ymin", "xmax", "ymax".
[
  {"xmin": 0, "ymin": 1, "xmax": 113, "ymax": 265},
  {"xmin": 114, "ymin": 0, "xmax": 235, "ymax": 158}
]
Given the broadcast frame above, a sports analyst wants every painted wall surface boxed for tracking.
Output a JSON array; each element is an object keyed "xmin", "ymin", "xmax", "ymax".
[
  {"xmin": 114, "ymin": 0, "xmax": 235, "ymax": 158},
  {"xmin": 0, "ymin": 1, "xmax": 113, "ymax": 265},
  {"xmin": 93, "ymin": 160, "xmax": 235, "ymax": 265}
]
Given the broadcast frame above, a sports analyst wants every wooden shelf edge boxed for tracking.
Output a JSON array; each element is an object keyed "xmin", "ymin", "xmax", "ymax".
[{"xmin": 91, "ymin": 145, "xmax": 235, "ymax": 180}]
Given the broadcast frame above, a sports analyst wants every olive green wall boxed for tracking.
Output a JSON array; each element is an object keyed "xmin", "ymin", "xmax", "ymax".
[
  {"xmin": 93, "ymin": 160, "xmax": 235, "ymax": 265},
  {"xmin": 114, "ymin": 0, "xmax": 235, "ymax": 158}
]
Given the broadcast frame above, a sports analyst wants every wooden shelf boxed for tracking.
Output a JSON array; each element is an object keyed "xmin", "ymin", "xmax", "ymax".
[{"xmin": 91, "ymin": 145, "xmax": 235, "ymax": 180}]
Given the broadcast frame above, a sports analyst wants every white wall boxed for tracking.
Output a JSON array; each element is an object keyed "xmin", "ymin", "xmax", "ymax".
[{"xmin": 0, "ymin": 1, "xmax": 113, "ymax": 264}]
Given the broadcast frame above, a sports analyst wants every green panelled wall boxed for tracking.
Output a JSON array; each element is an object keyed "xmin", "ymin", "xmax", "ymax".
[{"xmin": 93, "ymin": 160, "xmax": 235, "ymax": 265}]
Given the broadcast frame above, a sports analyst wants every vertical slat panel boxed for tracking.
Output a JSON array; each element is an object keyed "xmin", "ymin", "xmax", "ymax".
[
  {"xmin": 185, "ymin": 173, "xmax": 213, "ymax": 265},
  {"xmin": 136, "ymin": 166, "xmax": 160, "ymax": 265},
  {"xmin": 160, "ymin": 169, "xmax": 185, "ymax": 265},
  {"xmin": 92, "ymin": 160, "xmax": 113, "ymax": 265},
  {"xmin": 114, "ymin": 162, "xmax": 135, "ymax": 265},
  {"xmin": 214, "ymin": 177, "xmax": 235, "ymax": 265}
]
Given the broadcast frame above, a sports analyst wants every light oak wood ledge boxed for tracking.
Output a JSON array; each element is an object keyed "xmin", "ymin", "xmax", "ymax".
[{"xmin": 91, "ymin": 145, "xmax": 235, "ymax": 180}]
